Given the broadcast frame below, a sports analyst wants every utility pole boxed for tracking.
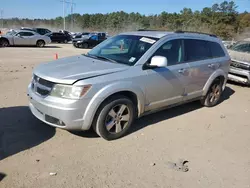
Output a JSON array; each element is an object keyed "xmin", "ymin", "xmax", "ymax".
[
  {"xmin": 60, "ymin": 0, "xmax": 75, "ymax": 30},
  {"xmin": 0, "ymin": 9, "xmax": 3, "ymax": 29},
  {"xmin": 71, "ymin": 0, "xmax": 74, "ymax": 30},
  {"xmin": 63, "ymin": 0, "xmax": 65, "ymax": 30}
]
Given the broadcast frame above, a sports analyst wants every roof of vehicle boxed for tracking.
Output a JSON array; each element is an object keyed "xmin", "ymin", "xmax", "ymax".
[
  {"xmin": 51, "ymin": 32, "xmax": 64, "ymax": 34},
  {"xmin": 15, "ymin": 30, "xmax": 38, "ymax": 34},
  {"xmin": 120, "ymin": 30, "xmax": 219, "ymax": 41},
  {"xmin": 243, "ymin": 38, "xmax": 250, "ymax": 42}
]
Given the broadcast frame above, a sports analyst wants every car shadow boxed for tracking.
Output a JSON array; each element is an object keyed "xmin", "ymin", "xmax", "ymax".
[
  {"xmin": 129, "ymin": 86, "xmax": 235, "ymax": 135},
  {"xmin": 7, "ymin": 45, "xmax": 61, "ymax": 48},
  {"xmin": 69, "ymin": 86, "xmax": 235, "ymax": 139},
  {"xmin": 0, "ymin": 172, "xmax": 6, "ymax": 182},
  {"xmin": 227, "ymin": 80, "xmax": 250, "ymax": 88},
  {"xmin": 69, "ymin": 130, "xmax": 99, "ymax": 138},
  {"xmin": 0, "ymin": 106, "xmax": 55, "ymax": 160}
]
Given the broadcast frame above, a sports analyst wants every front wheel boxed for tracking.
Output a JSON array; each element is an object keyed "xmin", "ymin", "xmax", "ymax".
[
  {"xmin": 94, "ymin": 95, "xmax": 135, "ymax": 140},
  {"xmin": 201, "ymin": 80, "xmax": 223, "ymax": 107},
  {"xmin": 0, "ymin": 39, "xmax": 9, "ymax": 47},
  {"xmin": 82, "ymin": 42, "xmax": 88, "ymax": 49}
]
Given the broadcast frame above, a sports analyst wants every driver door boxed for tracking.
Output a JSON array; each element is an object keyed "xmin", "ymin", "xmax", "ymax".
[
  {"xmin": 14, "ymin": 32, "xmax": 32, "ymax": 45},
  {"xmin": 143, "ymin": 39, "xmax": 190, "ymax": 111}
]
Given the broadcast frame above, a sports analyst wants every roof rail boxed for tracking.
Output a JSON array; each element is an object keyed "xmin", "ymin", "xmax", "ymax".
[
  {"xmin": 137, "ymin": 29, "xmax": 160, "ymax": 31},
  {"xmin": 175, "ymin": 30, "xmax": 217, "ymax": 38}
]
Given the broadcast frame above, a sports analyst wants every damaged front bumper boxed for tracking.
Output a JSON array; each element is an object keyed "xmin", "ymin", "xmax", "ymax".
[{"xmin": 228, "ymin": 67, "xmax": 250, "ymax": 85}]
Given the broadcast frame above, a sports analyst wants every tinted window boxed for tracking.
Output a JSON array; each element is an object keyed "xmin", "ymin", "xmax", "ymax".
[
  {"xmin": 57, "ymin": 33, "xmax": 64, "ymax": 36},
  {"xmin": 231, "ymin": 42, "xmax": 250, "ymax": 53},
  {"xmin": 18, "ymin": 32, "xmax": 34, "ymax": 36},
  {"xmin": 36, "ymin": 29, "xmax": 49, "ymax": 35},
  {"xmin": 209, "ymin": 42, "xmax": 225, "ymax": 57},
  {"xmin": 53, "ymin": 33, "xmax": 63, "ymax": 36},
  {"xmin": 153, "ymin": 39, "xmax": 183, "ymax": 66},
  {"xmin": 184, "ymin": 39, "xmax": 211, "ymax": 62}
]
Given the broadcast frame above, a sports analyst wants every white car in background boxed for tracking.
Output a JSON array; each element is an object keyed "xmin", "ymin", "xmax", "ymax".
[
  {"xmin": 0, "ymin": 30, "xmax": 51, "ymax": 47},
  {"xmin": 228, "ymin": 40, "xmax": 250, "ymax": 85}
]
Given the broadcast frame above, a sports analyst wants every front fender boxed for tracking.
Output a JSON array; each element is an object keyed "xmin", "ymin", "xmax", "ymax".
[
  {"xmin": 202, "ymin": 69, "xmax": 228, "ymax": 96},
  {"xmin": 1, "ymin": 37, "xmax": 12, "ymax": 45},
  {"xmin": 82, "ymin": 82, "xmax": 145, "ymax": 130}
]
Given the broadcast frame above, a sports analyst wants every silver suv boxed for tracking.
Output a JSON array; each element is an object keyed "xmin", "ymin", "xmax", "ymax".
[{"xmin": 27, "ymin": 31, "xmax": 230, "ymax": 140}]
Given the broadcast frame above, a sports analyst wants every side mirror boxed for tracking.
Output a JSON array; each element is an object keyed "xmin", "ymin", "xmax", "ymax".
[{"xmin": 149, "ymin": 56, "xmax": 168, "ymax": 68}]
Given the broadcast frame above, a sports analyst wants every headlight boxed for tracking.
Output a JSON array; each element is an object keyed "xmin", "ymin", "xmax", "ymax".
[{"xmin": 50, "ymin": 84, "xmax": 91, "ymax": 99}]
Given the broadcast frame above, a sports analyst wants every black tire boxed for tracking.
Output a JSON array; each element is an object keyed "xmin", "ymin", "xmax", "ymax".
[
  {"xmin": 0, "ymin": 39, "xmax": 9, "ymax": 47},
  {"xmin": 93, "ymin": 95, "xmax": 136, "ymax": 140},
  {"xmin": 36, "ymin": 40, "xmax": 45, "ymax": 47},
  {"xmin": 73, "ymin": 43, "xmax": 79, "ymax": 48},
  {"xmin": 201, "ymin": 79, "xmax": 223, "ymax": 107},
  {"xmin": 82, "ymin": 42, "xmax": 88, "ymax": 49},
  {"xmin": 64, "ymin": 39, "xmax": 68, "ymax": 43}
]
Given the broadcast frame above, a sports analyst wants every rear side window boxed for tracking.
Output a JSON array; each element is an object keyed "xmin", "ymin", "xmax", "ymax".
[
  {"xmin": 184, "ymin": 39, "xmax": 211, "ymax": 62},
  {"xmin": 18, "ymin": 32, "xmax": 34, "ymax": 36},
  {"xmin": 209, "ymin": 42, "xmax": 225, "ymax": 57}
]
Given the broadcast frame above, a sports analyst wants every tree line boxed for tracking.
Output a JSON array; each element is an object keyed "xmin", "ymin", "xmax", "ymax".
[{"xmin": 2, "ymin": 1, "xmax": 250, "ymax": 39}]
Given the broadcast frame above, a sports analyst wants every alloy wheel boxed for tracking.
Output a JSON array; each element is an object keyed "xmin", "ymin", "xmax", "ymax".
[
  {"xmin": 208, "ymin": 84, "xmax": 221, "ymax": 103},
  {"xmin": 105, "ymin": 104, "xmax": 130, "ymax": 134}
]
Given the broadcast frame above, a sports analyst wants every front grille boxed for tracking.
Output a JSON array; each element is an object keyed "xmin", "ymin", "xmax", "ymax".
[
  {"xmin": 230, "ymin": 60, "xmax": 250, "ymax": 71},
  {"xmin": 32, "ymin": 75, "xmax": 54, "ymax": 96},
  {"xmin": 37, "ymin": 87, "xmax": 50, "ymax": 96}
]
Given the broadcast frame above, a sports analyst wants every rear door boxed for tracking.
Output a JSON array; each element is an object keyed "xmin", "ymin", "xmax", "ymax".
[{"xmin": 183, "ymin": 39, "xmax": 218, "ymax": 100}]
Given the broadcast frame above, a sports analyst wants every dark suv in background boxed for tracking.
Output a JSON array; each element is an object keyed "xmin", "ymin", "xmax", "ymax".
[
  {"xmin": 46, "ymin": 32, "xmax": 72, "ymax": 43},
  {"xmin": 73, "ymin": 32, "xmax": 107, "ymax": 48}
]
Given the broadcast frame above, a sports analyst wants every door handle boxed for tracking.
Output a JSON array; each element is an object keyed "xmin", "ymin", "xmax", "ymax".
[
  {"xmin": 208, "ymin": 64, "xmax": 214, "ymax": 68},
  {"xmin": 208, "ymin": 64, "xmax": 220, "ymax": 69},
  {"xmin": 178, "ymin": 69, "xmax": 187, "ymax": 74}
]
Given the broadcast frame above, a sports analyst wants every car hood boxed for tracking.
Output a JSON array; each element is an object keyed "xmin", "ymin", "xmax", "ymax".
[
  {"xmin": 33, "ymin": 55, "xmax": 129, "ymax": 84},
  {"xmin": 228, "ymin": 50, "xmax": 250, "ymax": 64},
  {"xmin": 0, "ymin": 34, "xmax": 12, "ymax": 39}
]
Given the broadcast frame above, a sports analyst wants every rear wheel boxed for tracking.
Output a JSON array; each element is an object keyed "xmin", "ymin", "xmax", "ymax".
[
  {"xmin": 82, "ymin": 43, "xmax": 88, "ymax": 49},
  {"xmin": 36, "ymin": 40, "xmax": 45, "ymax": 47},
  {"xmin": 93, "ymin": 95, "xmax": 135, "ymax": 140},
  {"xmin": 64, "ymin": 39, "xmax": 68, "ymax": 43},
  {"xmin": 0, "ymin": 39, "xmax": 9, "ymax": 47},
  {"xmin": 201, "ymin": 80, "xmax": 223, "ymax": 107}
]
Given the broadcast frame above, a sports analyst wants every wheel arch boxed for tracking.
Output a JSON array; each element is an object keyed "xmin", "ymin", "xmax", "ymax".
[
  {"xmin": 82, "ymin": 82, "xmax": 145, "ymax": 130},
  {"xmin": 0, "ymin": 37, "xmax": 10, "ymax": 45},
  {"xmin": 202, "ymin": 69, "xmax": 227, "ymax": 96},
  {"xmin": 36, "ymin": 39, "xmax": 45, "ymax": 43}
]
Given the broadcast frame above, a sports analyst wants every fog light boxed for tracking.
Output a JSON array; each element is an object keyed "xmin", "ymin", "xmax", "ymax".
[{"xmin": 45, "ymin": 115, "xmax": 65, "ymax": 126}]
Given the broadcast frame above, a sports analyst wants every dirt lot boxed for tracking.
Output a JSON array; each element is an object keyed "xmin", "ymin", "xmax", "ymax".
[{"xmin": 0, "ymin": 44, "xmax": 250, "ymax": 188}]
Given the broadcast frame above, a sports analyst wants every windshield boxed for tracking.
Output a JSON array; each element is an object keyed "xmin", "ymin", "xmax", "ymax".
[
  {"xmin": 230, "ymin": 41, "xmax": 250, "ymax": 53},
  {"xmin": 6, "ymin": 30, "xmax": 17, "ymax": 36},
  {"xmin": 87, "ymin": 35, "xmax": 158, "ymax": 66}
]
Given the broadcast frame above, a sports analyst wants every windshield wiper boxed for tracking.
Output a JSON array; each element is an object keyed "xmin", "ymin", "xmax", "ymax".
[{"xmin": 85, "ymin": 54, "xmax": 118, "ymax": 64}]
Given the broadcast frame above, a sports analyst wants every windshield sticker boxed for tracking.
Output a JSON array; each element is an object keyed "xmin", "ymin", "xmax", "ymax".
[
  {"xmin": 140, "ymin": 37, "xmax": 156, "ymax": 44},
  {"xmin": 129, "ymin": 57, "xmax": 136, "ymax": 62}
]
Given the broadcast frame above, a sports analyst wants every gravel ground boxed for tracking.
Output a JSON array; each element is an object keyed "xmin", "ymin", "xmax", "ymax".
[{"xmin": 0, "ymin": 44, "xmax": 250, "ymax": 188}]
